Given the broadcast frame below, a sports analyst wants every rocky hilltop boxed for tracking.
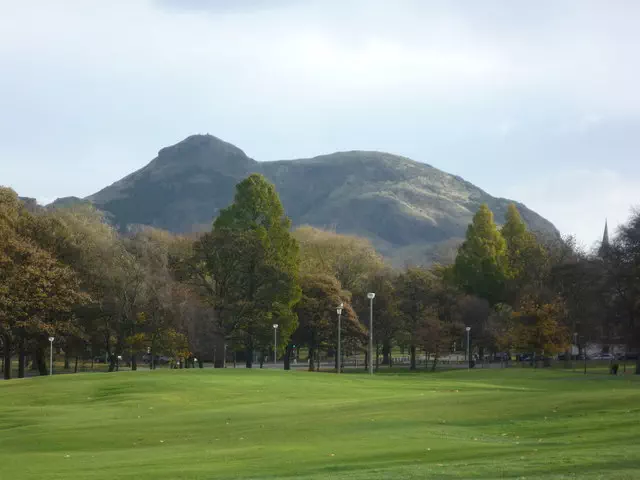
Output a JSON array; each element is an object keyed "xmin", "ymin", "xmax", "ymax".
[{"xmin": 82, "ymin": 134, "xmax": 557, "ymax": 265}]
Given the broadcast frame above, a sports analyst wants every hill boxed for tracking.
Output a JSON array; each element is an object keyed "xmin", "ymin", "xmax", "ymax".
[
  {"xmin": 85, "ymin": 134, "xmax": 558, "ymax": 264},
  {"xmin": 0, "ymin": 369, "xmax": 638, "ymax": 479}
]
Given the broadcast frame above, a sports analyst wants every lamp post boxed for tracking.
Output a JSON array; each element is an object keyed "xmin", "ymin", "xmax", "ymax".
[
  {"xmin": 273, "ymin": 324, "xmax": 279, "ymax": 366},
  {"xmin": 465, "ymin": 327, "xmax": 471, "ymax": 370},
  {"xmin": 367, "ymin": 293, "xmax": 375, "ymax": 375},
  {"xmin": 336, "ymin": 303, "xmax": 343, "ymax": 374},
  {"xmin": 573, "ymin": 332, "xmax": 578, "ymax": 372},
  {"xmin": 48, "ymin": 336, "xmax": 55, "ymax": 376}
]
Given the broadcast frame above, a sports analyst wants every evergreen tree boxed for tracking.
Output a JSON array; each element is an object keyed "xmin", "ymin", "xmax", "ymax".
[
  {"xmin": 501, "ymin": 204, "xmax": 548, "ymax": 301},
  {"xmin": 453, "ymin": 204, "xmax": 508, "ymax": 306},
  {"xmin": 502, "ymin": 204, "xmax": 528, "ymax": 261},
  {"xmin": 208, "ymin": 174, "xmax": 301, "ymax": 367}
]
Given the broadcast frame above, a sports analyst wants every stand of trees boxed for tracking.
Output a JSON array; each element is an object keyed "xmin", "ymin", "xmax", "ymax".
[{"xmin": 3, "ymin": 175, "xmax": 640, "ymax": 379}]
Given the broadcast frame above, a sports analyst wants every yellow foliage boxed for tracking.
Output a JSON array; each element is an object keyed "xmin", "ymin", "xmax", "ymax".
[{"xmin": 511, "ymin": 297, "xmax": 569, "ymax": 355}]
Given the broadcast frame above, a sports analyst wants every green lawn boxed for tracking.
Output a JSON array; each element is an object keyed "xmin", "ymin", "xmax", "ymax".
[{"xmin": 1, "ymin": 369, "xmax": 639, "ymax": 479}]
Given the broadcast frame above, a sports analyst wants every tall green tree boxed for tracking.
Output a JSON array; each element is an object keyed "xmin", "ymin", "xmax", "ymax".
[
  {"xmin": 501, "ymin": 204, "xmax": 548, "ymax": 301},
  {"xmin": 205, "ymin": 174, "xmax": 301, "ymax": 367},
  {"xmin": 453, "ymin": 204, "xmax": 508, "ymax": 306}
]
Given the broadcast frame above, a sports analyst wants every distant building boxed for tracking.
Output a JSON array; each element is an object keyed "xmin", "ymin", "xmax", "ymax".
[{"xmin": 598, "ymin": 220, "xmax": 610, "ymax": 258}]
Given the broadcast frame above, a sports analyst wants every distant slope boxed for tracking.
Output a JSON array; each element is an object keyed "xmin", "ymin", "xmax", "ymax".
[
  {"xmin": 84, "ymin": 134, "xmax": 558, "ymax": 265},
  {"xmin": 89, "ymin": 135, "xmax": 256, "ymax": 232}
]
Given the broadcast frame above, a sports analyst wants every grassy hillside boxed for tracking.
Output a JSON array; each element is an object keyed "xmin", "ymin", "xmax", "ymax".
[
  {"xmin": 82, "ymin": 135, "xmax": 558, "ymax": 265},
  {"xmin": 1, "ymin": 369, "xmax": 638, "ymax": 479}
]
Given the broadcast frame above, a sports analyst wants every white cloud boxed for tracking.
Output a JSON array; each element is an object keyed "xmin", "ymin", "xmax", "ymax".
[
  {"xmin": 505, "ymin": 169, "xmax": 640, "ymax": 248},
  {"xmin": 0, "ymin": 0, "xmax": 639, "ymax": 246}
]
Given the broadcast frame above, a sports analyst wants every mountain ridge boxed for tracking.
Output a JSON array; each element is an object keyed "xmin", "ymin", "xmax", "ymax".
[{"xmin": 68, "ymin": 134, "xmax": 557, "ymax": 265}]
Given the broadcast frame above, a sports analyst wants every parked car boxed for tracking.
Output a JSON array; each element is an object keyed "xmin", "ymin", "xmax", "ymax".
[
  {"xmin": 592, "ymin": 353, "xmax": 615, "ymax": 361},
  {"xmin": 142, "ymin": 354, "xmax": 171, "ymax": 365}
]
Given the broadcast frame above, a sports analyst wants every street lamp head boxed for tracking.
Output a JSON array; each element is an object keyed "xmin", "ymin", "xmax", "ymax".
[
  {"xmin": 48, "ymin": 336, "xmax": 55, "ymax": 343},
  {"xmin": 465, "ymin": 326, "xmax": 471, "ymax": 332},
  {"xmin": 367, "ymin": 292, "xmax": 375, "ymax": 300},
  {"xmin": 337, "ymin": 303, "xmax": 343, "ymax": 315},
  {"xmin": 273, "ymin": 324, "xmax": 279, "ymax": 329},
  {"xmin": 117, "ymin": 355, "xmax": 122, "ymax": 360}
]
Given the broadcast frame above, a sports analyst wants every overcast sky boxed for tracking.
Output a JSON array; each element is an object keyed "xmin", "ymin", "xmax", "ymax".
[{"xmin": 2, "ymin": 0, "xmax": 639, "ymax": 248}]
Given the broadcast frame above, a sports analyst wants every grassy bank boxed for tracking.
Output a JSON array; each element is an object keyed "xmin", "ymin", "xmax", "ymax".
[{"xmin": 1, "ymin": 369, "xmax": 639, "ymax": 479}]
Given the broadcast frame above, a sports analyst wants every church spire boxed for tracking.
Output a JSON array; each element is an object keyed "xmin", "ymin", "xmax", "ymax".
[{"xmin": 599, "ymin": 219, "xmax": 610, "ymax": 257}]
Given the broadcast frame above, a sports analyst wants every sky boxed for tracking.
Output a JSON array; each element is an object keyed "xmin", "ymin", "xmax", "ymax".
[{"xmin": 1, "ymin": 0, "xmax": 639, "ymax": 248}]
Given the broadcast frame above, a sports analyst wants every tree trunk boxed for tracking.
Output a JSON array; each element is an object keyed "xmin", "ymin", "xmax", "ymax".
[
  {"xmin": 214, "ymin": 336, "xmax": 226, "ymax": 368},
  {"xmin": 564, "ymin": 349, "xmax": 572, "ymax": 369},
  {"xmin": 64, "ymin": 351, "xmax": 70, "ymax": 370},
  {"xmin": 35, "ymin": 346, "xmax": 47, "ymax": 376},
  {"xmin": 635, "ymin": 358, "xmax": 640, "ymax": 375},
  {"xmin": 364, "ymin": 350, "xmax": 369, "ymax": 371},
  {"xmin": 431, "ymin": 353, "xmax": 439, "ymax": 372},
  {"xmin": 284, "ymin": 344, "xmax": 292, "ymax": 371},
  {"xmin": 375, "ymin": 344, "xmax": 380, "ymax": 371},
  {"xmin": 18, "ymin": 339, "xmax": 26, "ymax": 378},
  {"xmin": 410, "ymin": 345, "xmax": 417, "ymax": 370},
  {"xmin": 2, "ymin": 334, "xmax": 11, "ymax": 380},
  {"xmin": 382, "ymin": 341, "xmax": 391, "ymax": 366},
  {"xmin": 108, "ymin": 354, "xmax": 116, "ymax": 372},
  {"xmin": 245, "ymin": 346, "xmax": 253, "ymax": 369},
  {"xmin": 74, "ymin": 356, "xmax": 79, "ymax": 373},
  {"xmin": 531, "ymin": 351, "xmax": 536, "ymax": 368},
  {"xmin": 30, "ymin": 350, "xmax": 38, "ymax": 370},
  {"xmin": 316, "ymin": 345, "xmax": 320, "ymax": 372},
  {"xmin": 308, "ymin": 346, "xmax": 315, "ymax": 371},
  {"xmin": 131, "ymin": 353, "xmax": 137, "ymax": 371}
]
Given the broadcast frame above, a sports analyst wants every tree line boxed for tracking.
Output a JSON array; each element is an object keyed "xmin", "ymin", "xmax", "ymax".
[{"xmin": 2, "ymin": 174, "xmax": 640, "ymax": 379}]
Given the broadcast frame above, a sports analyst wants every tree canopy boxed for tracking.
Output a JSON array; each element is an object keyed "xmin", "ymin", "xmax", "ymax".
[{"xmin": 453, "ymin": 204, "xmax": 509, "ymax": 306}]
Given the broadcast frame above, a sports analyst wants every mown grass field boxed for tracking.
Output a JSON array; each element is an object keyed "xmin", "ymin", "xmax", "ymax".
[{"xmin": 1, "ymin": 369, "xmax": 639, "ymax": 479}]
